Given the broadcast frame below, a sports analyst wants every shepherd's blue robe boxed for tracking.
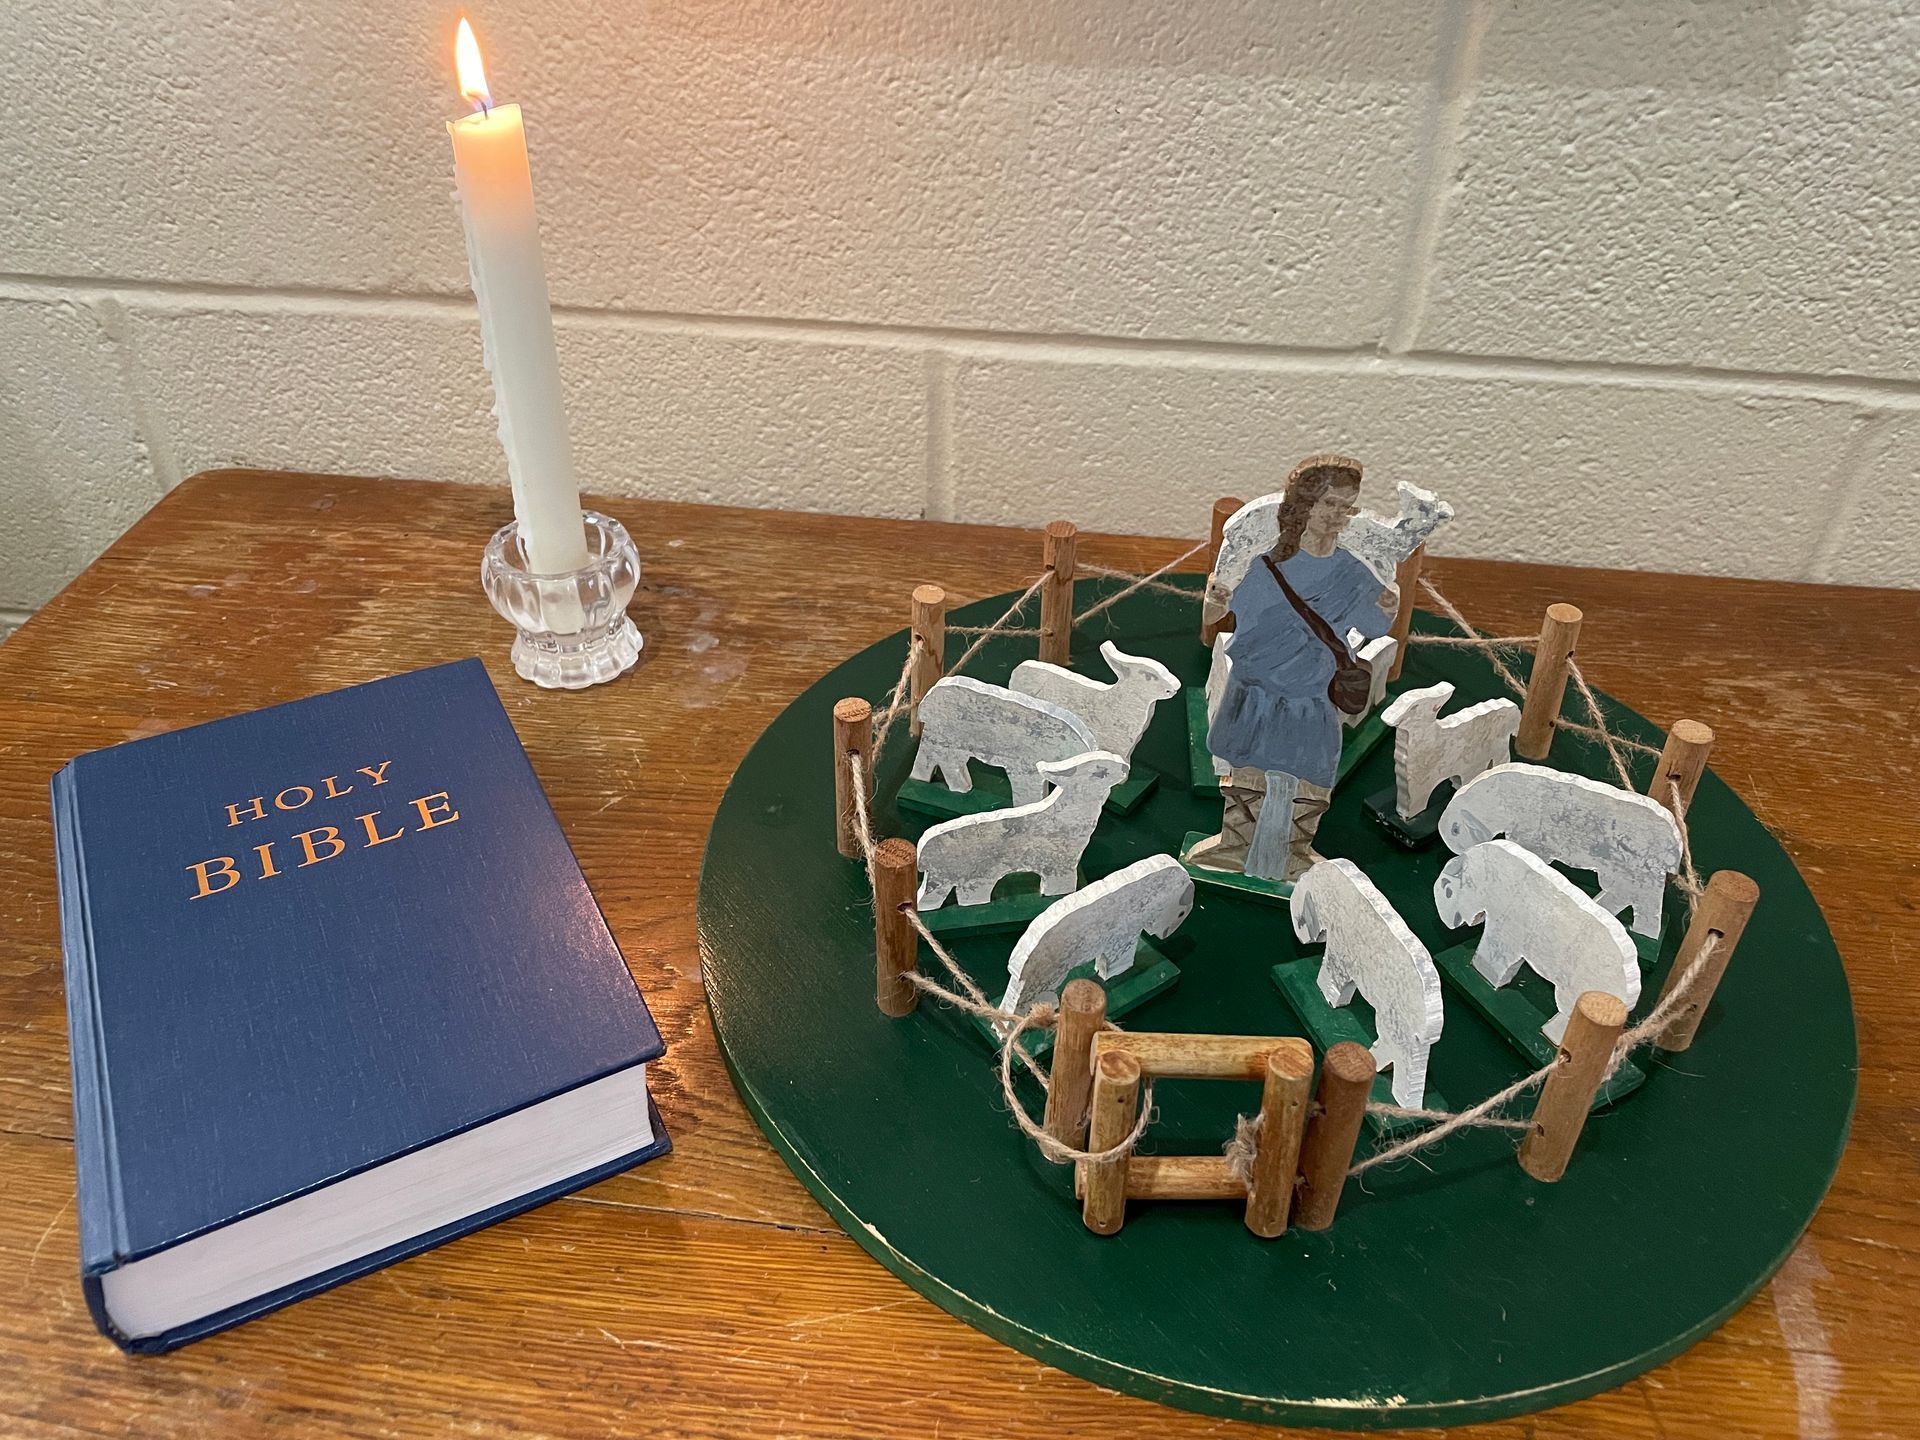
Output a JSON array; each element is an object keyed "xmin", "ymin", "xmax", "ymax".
[{"xmin": 1206, "ymin": 548, "xmax": 1389, "ymax": 787}]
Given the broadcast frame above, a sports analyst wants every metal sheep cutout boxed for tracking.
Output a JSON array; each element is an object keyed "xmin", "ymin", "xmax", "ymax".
[
  {"xmin": 911, "ymin": 675, "xmax": 1097, "ymax": 806},
  {"xmin": 915, "ymin": 751, "xmax": 1129, "ymax": 910},
  {"xmin": 1439, "ymin": 763, "xmax": 1683, "ymax": 937},
  {"xmin": 999, "ymin": 855, "xmax": 1194, "ymax": 1017},
  {"xmin": 1289, "ymin": 859, "xmax": 1444, "ymax": 1107},
  {"xmin": 1434, "ymin": 839, "xmax": 1641, "ymax": 1044}
]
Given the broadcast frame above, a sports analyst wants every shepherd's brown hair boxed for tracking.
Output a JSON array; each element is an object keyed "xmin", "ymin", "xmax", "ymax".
[{"xmin": 1270, "ymin": 453, "xmax": 1363, "ymax": 562}]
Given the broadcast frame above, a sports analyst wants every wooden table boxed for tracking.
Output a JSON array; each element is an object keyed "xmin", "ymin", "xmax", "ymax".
[{"xmin": 1, "ymin": 470, "xmax": 1914, "ymax": 1439}]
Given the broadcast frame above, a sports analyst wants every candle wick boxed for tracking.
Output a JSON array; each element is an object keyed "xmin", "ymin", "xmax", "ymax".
[{"xmin": 480, "ymin": 98, "xmax": 491, "ymax": 118}]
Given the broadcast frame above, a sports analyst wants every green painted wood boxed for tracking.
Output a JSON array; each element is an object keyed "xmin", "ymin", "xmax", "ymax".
[
  {"xmin": 1270, "ymin": 958, "xmax": 1453, "ymax": 1137},
  {"xmin": 699, "ymin": 576, "xmax": 1857, "ymax": 1430},
  {"xmin": 1178, "ymin": 829, "xmax": 1294, "ymax": 907},
  {"xmin": 1634, "ymin": 926, "xmax": 1663, "ymax": 971},
  {"xmin": 1364, "ymin": 779, "xmax": 1450, "ymax": 849},
  {"xmin": 1431, "ymin": 941, "xmax": 1647, "ymax": 1109},
  {"xmin": 967, "ymin": 940, "xmax": 1184, "ymax": 1063},
  {"xmin": 1184, "ymin": 685, "xmax": 1223, "ymax": 794},
  {"xmin": 1103, "ymin": 769, "xmax": 1159, "ymax": 816}
]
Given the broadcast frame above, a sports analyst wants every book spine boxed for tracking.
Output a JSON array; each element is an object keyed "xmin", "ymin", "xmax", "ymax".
[{"xmin": 52, "ymin": 766, "xmax": 128, "ymax": 1280}]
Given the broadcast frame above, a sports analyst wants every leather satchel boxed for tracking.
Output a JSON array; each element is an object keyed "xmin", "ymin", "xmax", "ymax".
[{"xmin": 1262, "ymin": 555, "xmax": 1373, "ymax": 716}]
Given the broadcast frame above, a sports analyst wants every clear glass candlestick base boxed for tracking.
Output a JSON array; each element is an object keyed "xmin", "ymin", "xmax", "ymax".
[{"xmin": 481, "ymin": 511, "xmax": 644, "ymax": 690}]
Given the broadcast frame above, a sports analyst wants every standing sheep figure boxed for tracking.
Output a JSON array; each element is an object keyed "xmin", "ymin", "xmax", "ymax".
[
  {"xmin": 1435, "ymin": 840, "xmax": 1640, "ymax": 1044},
  {"xmin": 1010, "ymin": 641, "xmax": 1179, "ymax": 765},
  {"xmin": 1439, "ymin": 763, "xmax": 1683, "ymax": 937},
  {"xmin": 1290, "ymin": 860, "xmax": 1444, "ymax": 1107},
  {"xmin": 1380, "ymin": 681, "xmax": 1521, "ymax": 818},
  {"xmin": 916, "ymin": 752, "xmax": 1129, "ymax": 910},
  {"xmin": 999, "ymin": 855, "xmax": 1194, "ymax": 1017},
  {"xmin": 911, "ymin": 675, "xmax": 1097, "ymax": 805},
  {"xmin": 1338, "ymin": 481, "xmax": 1456, "ymax": 584}
]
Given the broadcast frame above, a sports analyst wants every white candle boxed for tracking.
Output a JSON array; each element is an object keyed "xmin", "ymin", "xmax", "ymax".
[{"xmin": 448, "ymin": 18, "xmax": 590, "ymax": 575}]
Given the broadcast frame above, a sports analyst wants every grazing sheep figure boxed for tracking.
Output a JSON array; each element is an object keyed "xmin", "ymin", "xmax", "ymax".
[
  {"xmin": 1440, "ymin": 763, "xmax": 1683, "ymax": 937},
  {"xmin": 1290, "ymin": 860, "xmax": 1444, "ymax": 1106},
  {"xmin": 1435, "ymin": 840, "xmax": 1641, "ymax": 1044},
  {"xmin": 1381, "ymin": 681, "xmax": 1521, "ymax": 817},
  {"xmin": 915, "ymin": 752, "xmax": 1129, "ymax": 910},
  {"xmin": 1011, "ymin": 641, "xmax": 1179, "ymax": 764},
  {"xmin": 999, "ymin": 856, "xmax": 1194, "ymax": 1016},
  {"xmin": 911, "ymin": 675, "xmax": 1097, "ymax": 805}
]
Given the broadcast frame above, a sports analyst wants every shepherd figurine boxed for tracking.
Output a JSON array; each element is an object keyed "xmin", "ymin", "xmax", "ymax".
[{"xmin": 1186, "ymin": 455, "xmax": 1396, "ymax": 882}]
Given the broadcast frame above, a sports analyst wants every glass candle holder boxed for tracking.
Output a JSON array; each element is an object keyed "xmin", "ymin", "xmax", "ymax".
[{"xmin": 481, "ymin": 511, "xmax": 643, "ymax": 689}]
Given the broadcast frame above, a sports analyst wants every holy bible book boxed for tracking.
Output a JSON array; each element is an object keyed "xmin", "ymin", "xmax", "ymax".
[{"xmin": 51, "ymin": 658, "xmax": 667, "ymax": 1353}]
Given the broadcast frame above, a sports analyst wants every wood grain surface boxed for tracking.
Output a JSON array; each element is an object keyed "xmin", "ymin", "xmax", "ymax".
[{"xmin": 0, "ymin": 469, "xmax": 1915, "ymax": 1439}]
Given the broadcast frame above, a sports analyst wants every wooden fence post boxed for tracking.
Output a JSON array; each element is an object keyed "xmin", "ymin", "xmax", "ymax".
[
  {"xmin": 1518, "ymin": 991, "xmax": 1627, "ymax": 1182},
  {"xmin": 1294, "ymin": 1041, "xmax": 1373, "ymax": 1231},
  {"xmin": 1244, "ymin": 1045, "xmax": 1313, "ymax": 1237},
  {"xmin": 1202, "ymin": 497, "xmax": 1242, "ymax": 645},
  {"xmin": 1081, "ymin": 1048, "xmax": 1141, "ymax": 1235},
  {"xmin": 831, "ymin": 697, "xmax": 872, "ymax": 859},
  {"xmin": 1654, "ymin": 871, "xmax": 1760, "ymax": 1051},
  {"xmin": 909, "ymin": 585, "xmax": 945, "ymax": 737},
  {"xmin": 1516, "ymin": 602, "xmax": 1582, "ymax": 760},
  {"xmin": 1043, "ymin": 978, "xmax": 1106, "ymax": 1149},
  {"xmin": 1040, "ymin": 520, "xmax": 1077, "ymax": 666},
  {"xmin": 1387, "ymin": 546, "xmax": 1424, "ymax": 682},
  {"xmin": 872, "ymin": 838, "xmax": 919, "ymax": 1017},
  {"xmin": 1649, "ymin": 719, "xmax": 1714, "ymax": 819}
]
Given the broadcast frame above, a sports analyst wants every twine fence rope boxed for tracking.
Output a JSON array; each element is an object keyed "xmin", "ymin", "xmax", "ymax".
[
  {"xmin": 1073, "ymin": 542, "xmax": 1210, "ymax": 626},
  {"xmin": 868, "ymin": 637, "xmax": 925, "ymax": 769},
  {"xmin": 945, "ymin": 575, "xmax": 1050, "ymax": 658},
  {"xmin": 850, "ymin": 541, "xmax": 1719, "ymax": 1181},
  {"xmin": 1568, "ymin": 659, "xmax": 1637, "ymax": 790},
  {"xmin": 1412, "ymin": 575, "xmax": 1663, "ymax": 761},
  {"xmin": 1668, "ymin": 778, "xmax": 1706, "ymax": 903},
  {"xmin": 1414, "ymin": 576, "xmax": 1531, "ymax": 699}
]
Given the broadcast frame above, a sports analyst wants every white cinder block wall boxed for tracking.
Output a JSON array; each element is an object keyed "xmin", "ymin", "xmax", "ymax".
[{"xmin": 3, "ymin": 0, "xmax": 1917, "ymax": 637}]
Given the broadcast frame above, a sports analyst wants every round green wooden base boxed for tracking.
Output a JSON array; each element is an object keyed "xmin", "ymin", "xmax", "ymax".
[{"xmin": 698, "ymin": 579, "xmax": 1856, "ymax": 1430}]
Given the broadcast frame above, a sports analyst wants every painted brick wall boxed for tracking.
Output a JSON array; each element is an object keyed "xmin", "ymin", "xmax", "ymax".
[{"xmin": 2, "ymin": 0, "xmax": 1915, "ymax": 631}]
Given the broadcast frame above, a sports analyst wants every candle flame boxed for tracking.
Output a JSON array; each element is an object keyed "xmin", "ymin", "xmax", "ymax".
[{"xmin": 455, "ymin": 17, "xmax": 492, "ymax": 112}]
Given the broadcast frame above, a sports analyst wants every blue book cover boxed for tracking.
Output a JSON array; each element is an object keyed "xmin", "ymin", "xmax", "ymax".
[{"xmin": 52, "ymin": 658, "xmax": 667, "ymax": 1353}]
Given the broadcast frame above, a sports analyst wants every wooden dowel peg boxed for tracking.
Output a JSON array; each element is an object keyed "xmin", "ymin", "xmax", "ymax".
[
  {"xmin": 1387, "ymin": 546, "xmax": 1424, "ymax": 682},
  {"xmin": 872, "ymin": 838, "xmax": 919, "ymax": 1017},
  {"xmin": 1040, "ymin": 520, "xmax": 1077, "ymax": 666},
  {"xmin": 1093, "ymin": 1030, "xmax": 1307, "ymax": 1081},
  {"xmin": 1518, "ymin": 991, "xmax": 1627, "ymax": 1183},
  {"xmin": 1123, "ymin": 1155, "xmax": 1242, "ymax": 1201},
  {"xmin": 1649, "ymin": 719, "xmax": 1714, "ymax": 819},
  {"xmin": 1202, "ymin": 498, "xmax": 1243, "ymax": 645},
  {"xmin": 1654, "ymin": 871, "xmax": 1760, "ymax": 1052},
  {"xmin": 1295, "ymin": 1041, "xmax": 1373, "ymax": 1231},
  {"xmin": 1516, "ymin": 602, "xmax": 1583, "ymax": 760},
  {"xmin": 1043, "ymin": 978, "xmax": 1106, "ymax": 1148},
  {"xmin": 909, "ymin": 584, "xmax": 946, "ymax": 738},
  {"xmin": 831, "ymin": 696, "xmax": 873, "ymax": 858},
  {"xmin": 1081, "ymin": 1048, "xmax": 1141, "ymax": 1236},
  {"xmin": 1245, "ymin": 1043, "xmax": 1313, "ymax": 1238}
]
